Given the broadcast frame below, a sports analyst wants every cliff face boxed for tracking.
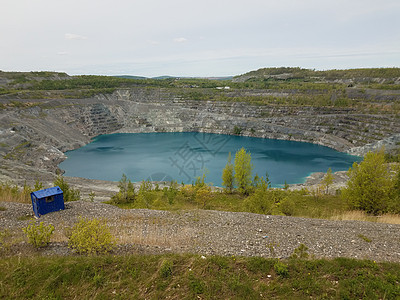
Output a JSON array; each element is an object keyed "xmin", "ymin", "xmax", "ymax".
[{"xmin": 0, "ymin": 87, "xmax": 399, "ymax": 180}]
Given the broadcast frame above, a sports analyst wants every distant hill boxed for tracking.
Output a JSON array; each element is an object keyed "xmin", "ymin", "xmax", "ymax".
[
  {"xmin": 151, "ymin": 75, "xmax": 176, "ymax": 80},
  {"xmin": 113, "ymin": 75, "xmax": 148, "ymax": 80},
  {"xmin": 233, "ymin": 67, "xmax": 400, "ymax": 83}
]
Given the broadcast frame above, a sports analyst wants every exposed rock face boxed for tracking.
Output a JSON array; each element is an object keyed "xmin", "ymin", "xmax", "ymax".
[{"xmin": 0, "ymin": 88, "xmax": 399, "ymax": 181}]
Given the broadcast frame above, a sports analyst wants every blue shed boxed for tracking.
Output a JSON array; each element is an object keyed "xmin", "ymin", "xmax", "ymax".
[{"xmin": 31, "ymin": 186, "xmax": 65, "ymax": 218}]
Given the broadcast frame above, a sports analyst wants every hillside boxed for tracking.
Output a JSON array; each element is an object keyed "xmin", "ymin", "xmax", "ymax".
[{"xmin": 0, "ymin": 68, "xmax": 399, "ymax": 188}]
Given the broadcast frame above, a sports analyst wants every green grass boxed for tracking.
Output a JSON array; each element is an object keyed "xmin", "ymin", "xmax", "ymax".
[
  {"xmin": 107, "ymin": 188, "xmax": 348, "ymax": 220},
  {"xmin": 0, "ymin": 254, "xmax": 398, "ymax": 299},
  {"xmin": 358, "ymin": 234, "xmax": 372, "ymax": 243}
]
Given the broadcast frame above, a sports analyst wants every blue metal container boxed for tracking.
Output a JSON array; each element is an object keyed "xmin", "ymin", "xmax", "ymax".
[{"xmin": 30, "ymin": 186, "xmax": 64, "ymax": 218}]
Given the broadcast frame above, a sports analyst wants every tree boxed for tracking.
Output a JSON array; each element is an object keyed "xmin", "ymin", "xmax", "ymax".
[
  {"xmin": 342, "ymin": 149, "xmax": 394, "ymax": 215},
  {"xmin": 321, "ymin": 168, "xmax": 334, "ymax": 194},
  {"xmin": 111, "ymin": 174, "xmax": 135, "ymax": 204},
  {"xmin": 234, "ymin": 148, "xmax": 253, "ymax": 195},
  {"xmin": 222, "ymin": 152, "xmax": 235, "ymax": 193}
]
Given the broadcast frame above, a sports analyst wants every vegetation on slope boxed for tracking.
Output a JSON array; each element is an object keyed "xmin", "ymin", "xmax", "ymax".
[
  {"xmin": 1, "ymin": 253, "xmax": 399, "ymax": 299},
  {"xmin": 0, "ymin": 68, "xmax": 399, "ymax": 106},
  {"xmin": 234, "ymin": 67, "xmax": 400, "ymax": 81},
  {"xmin": 104, "ymin": 149, "xmax": 400, "ymax": 222}
]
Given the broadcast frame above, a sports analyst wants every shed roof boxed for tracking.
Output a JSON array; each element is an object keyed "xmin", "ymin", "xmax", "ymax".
[{"xmin": 32, "ymin": 186, "xmax": 63, "ymax": 199}]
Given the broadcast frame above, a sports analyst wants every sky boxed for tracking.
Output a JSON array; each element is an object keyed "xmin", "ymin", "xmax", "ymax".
[{"xmin": 1, "ymin": 0, "xmax": 400, "ymax": 77}]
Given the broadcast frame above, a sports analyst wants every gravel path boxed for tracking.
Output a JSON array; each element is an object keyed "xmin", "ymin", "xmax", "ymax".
[{"xmin": 1, "ymin": 201, "xmax": 400, "ymax": 262}]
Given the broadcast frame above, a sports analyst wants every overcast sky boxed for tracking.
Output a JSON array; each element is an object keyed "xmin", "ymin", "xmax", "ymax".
[{"xmin": 1, "ymin": 0, "xmax": 399, "ymax": 77}]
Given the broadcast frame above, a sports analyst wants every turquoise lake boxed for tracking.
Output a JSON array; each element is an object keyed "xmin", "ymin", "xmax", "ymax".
[{"xmin": 59, "ymin": 132, "xmax": 361, "ymax": 187}]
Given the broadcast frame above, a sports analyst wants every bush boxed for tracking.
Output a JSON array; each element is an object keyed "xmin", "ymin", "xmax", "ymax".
[
  {"xmin": 274, "ymin": 260, "xmax": 289, "ymax": 277},
  {"xmin": 233, "ymin": 126, "xmax": 242, "ymax": 135},
  {"xmin": 111, "ymin": 174, "xmax": 135, "ymax": 204},
  {"xmin": 195, "ymin": 186, "xmax": 213, "ymax": 209},
  {"xmin": 244, "ymin": 189, "xmax": 285, "ymax": 215},
  {"xmin": 22, "ymin": 221, "xmax": 54, "ymax": 248},
  {"xmin": 180, "ymin": 185, "xmax": 197, "ymax": 200},
  {"xmin": 342, "ymin": 150, "xmax": 394, "ymax": 215},
  {"xmin": 280, "ymin": 197, "xmax": 296, "ymax": 216},
  {"xmin": 54, "ymin": 175, "xmax": 80, "ymax": 202},
  {"xmin": 68, "ymin": 217, "xmax": 116, "ymax": 254},
  {"xmin": 290, "ymin": 243, "xmax": 310, "ymax": 259},
  {"xmin": 243, "ymin": 188, "xmax": 273, "ymax": 214}
]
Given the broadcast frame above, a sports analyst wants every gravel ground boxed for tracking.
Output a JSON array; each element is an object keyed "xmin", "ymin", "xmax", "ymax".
[{"xmin": 1, "ymin": 200, "xmax": 400, "ymax": 262}]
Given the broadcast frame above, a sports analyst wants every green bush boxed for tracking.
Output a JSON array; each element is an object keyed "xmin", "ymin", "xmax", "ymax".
[
  {"xmin": 54, "ymin": 175, "xmax": 80, "ymax": 202},
  {"xmin": 290, "ymin": 243, "xmax": 310, "ymax": 259},
  {"xmin": 274, "ymin": 260, "xmax": 289, "ymax": 277},
  {"xmin": 280, "ymin": 197, "xmax": 296, "ymax": 216},
  {"xmin": 243, "ymin": 188, "xmax": 273, "ymax": 214},
  {"xmin": 68, "ymin": 217, "xmax": 116, "ymax": 255},
  {"xmin": 22, "ymin": 221, "xmax": 54, "ymax": 248},
  {"xmin": 111, "ymin": 174, "xmax": 135, "ymax": 204},
  {"xmin": 244, "ymin": 189, "xmax": 285, "ymax": 215},
  {"xmin": 342, "ymin": 150, "xmax": 394, "ymax": 215},
  {"xmin": 233, "ymin": 126, "xmax": 242, "ymax": 135}
]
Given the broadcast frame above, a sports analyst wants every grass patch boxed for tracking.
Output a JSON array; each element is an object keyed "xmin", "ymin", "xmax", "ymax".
[
  {"xmin": 106, "ymin": 185, "xmax": 400, "ymax": 225},
  {"xmin": 0, "ymin": 182, "xmax": 31, "ymax": 203},
  {"xmin": 331, "ymin": 210, "xmax": 400, "ymax": 225},
  {"xmin": 358, "ymin": 234, "xmax": 372, "ymax": 243},
  {"xmin": 0, "ymin": 254, "xmax": 399, "ymax": 299},
  {"xmin": 107, "ymin": 188, "xmax": 351, "ymax": 221}
]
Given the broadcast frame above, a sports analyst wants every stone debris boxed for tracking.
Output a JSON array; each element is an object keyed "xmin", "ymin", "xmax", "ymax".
[{"xmin": 1, "ymin": 200, "xmax": 399, "ymax": 262}]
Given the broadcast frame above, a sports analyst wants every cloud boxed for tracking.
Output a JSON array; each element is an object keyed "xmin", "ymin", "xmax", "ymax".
[
  {"xmin": 173, "ymin": 37, "xmax": 187, "ymax": 43},
  {"xmin": 65, "ymin": 33, "xmax": 87, "ymax": 40},
  {"xmin": 57, "ymin": 51, "xmax": 68, "ymax": 55}
]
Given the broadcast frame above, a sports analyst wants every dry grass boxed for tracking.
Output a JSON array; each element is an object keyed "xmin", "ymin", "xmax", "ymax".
[
  {"xmin": 0, "ymin": 183, "xmax": 31, "ymax": 203},
  {"xmin": 378, "ymin": 214, "xmax": 400, "ymax": 225},
  {"xmin": 330, "ymin": 210, "xmax": 400, "ymax": 225},
  {"xmin": 111, "ymin": 214, "xmax": 195, "ymax": 248}
]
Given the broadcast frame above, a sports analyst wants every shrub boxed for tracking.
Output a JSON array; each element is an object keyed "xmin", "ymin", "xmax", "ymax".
[
  {"xmin": 180, "ymin": 185, "xmax": 197, "ymax": 200},
  {"xmin": 111, "ymin": 174, "xmax": 135, "ymax": 204},
  {"xmin": 68, "ymin": 217, "xmax": 116, "ymax": 254},
  {"xmin": 280, "ymin": 197, "xmax": 296, "ymax": 216},
  {"xmin": 244, "ymin": 189, "xmax": 285, "ymax": 215},
  {"xmin": 54, "ymin": 175, "xmax": 80, "ymax": 202},
  {"xmin": 195, "ymin": 186, "xmax": 213, "ymax": 209},
  {"xmin": 274, "ymin": 260, "xmax": 289, "ymax": 277},
  {"xmin": 290, "ymin": 243, "xmax": 310, "ymax": 259},
  {"xmin": 162, "ymin": 181, "xmax": 179, "ymax": 204},
  {"xmin": 22, "ymin": 221, "xmax": 54, "ymax": 248},
  {"xmin": 243, "ymin": 188, "xmax": 273, "ymax": 214},
  {"xmin": 342, "ymin": 149, "xmax": 394, "ymax": 215},
  {"xmin": 233, "ymin": 126, "xmax": 242, "ymax": 135}
]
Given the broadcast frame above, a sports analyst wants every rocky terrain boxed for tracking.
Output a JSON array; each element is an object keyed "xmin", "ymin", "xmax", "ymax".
[
  {"xmin": 1, "ymin": 201, "xmax": 400, "ymax": 262},
  {"xmin": 0, "ymin": 70, "xmax": 400, "ymax": 262},
  {"xmin": 0, "ymin": 70, "xmax": 399, "ymax": 194}
]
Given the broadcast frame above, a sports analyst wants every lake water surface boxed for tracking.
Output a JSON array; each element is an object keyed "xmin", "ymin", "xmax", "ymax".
[{"xmin": 59, "ymin": 132, "xmax": 361, "ymax": 187}]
